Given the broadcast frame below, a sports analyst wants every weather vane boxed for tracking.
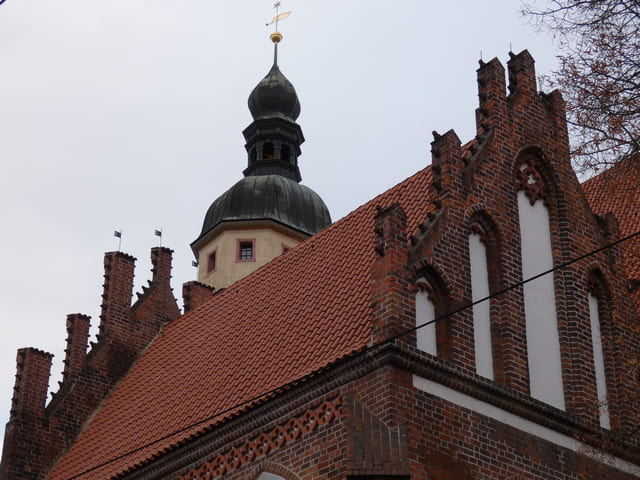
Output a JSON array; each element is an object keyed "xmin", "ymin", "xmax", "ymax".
[{"xmin": 266, "ymin": 1, "xmax": 291, "ymax": 44}]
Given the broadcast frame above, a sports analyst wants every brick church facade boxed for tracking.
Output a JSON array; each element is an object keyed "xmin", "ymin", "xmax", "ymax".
[{"xmin": 2, "ymin": 47, "xmax": 640, "ymax": 480}]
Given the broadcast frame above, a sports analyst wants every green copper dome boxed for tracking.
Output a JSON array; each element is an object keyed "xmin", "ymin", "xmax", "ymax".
[
  {"xmin": 248, "ymin": 63, "xmax": 301, "ymax": 121},
  {"xmin": 193, "ymin": 44, "xmax": 331, "ymax": 250},
  {"xmin": 196, "ymin": 175, "xmax": 331, "ymax": 239}
]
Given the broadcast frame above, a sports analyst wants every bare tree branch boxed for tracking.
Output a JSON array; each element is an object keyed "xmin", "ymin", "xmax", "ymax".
[{"xmin": 523, "ymin": 0, "xmax": 640, "ymax": 171}]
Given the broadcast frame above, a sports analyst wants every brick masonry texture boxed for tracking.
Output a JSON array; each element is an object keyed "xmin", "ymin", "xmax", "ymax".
[
  {"xmin": 0, "ymin": 248, "xmax": 180, "ymax": 480},
  {"xmin": 2, "ymin": 51, "xmax": 640, "ymax": 480}
]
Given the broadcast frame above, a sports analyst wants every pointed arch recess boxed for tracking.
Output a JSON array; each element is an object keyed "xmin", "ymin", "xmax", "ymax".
[
  {"xmin": 587, "ymin": 268, "xmax": 614, "ymax": 429},
  {"xmin": 515, "ymin": 151, "xmax": 565, "ymax": 410},
  {"xmin": 468, "ymin": 210, "xmax": 501, "ymax": 380},
  {"xmin": 413, "ymin": 264, "xmax": 452, "ymax": 360}
]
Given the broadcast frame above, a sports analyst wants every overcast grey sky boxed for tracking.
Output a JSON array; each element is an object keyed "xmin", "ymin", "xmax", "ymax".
[{"xmin": 0, "ymin": 0, "xmax": 558, "ymax": 443}]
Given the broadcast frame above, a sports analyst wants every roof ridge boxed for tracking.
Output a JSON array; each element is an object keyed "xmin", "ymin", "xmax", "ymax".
[{"xmin": 46, "ymin": 162, "xmax": 435, "ymax": 480}]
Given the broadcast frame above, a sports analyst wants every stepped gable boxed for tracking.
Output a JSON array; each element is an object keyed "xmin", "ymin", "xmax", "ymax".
[
  {"xmin": 0, "ymin": 248, "xmax": 181, "ymax": 480},
  {"xmin": 47, "ymin": 166, "xmax": 433, "ymax": 480},
  {"xmin": 582, "ymin": 156, "xmax": 640, "ymax": 307}
]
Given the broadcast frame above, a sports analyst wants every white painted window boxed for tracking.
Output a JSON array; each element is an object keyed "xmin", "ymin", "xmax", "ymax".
[
  {"xmin": 469, "ymin": 233, "xmax": 494, "ymax": 379},
  {"xmin": 518, "ymin": 190, "xmax": 565, "ymax": 410},
  {"xmin": 416, "ymin": 280, "xmax": 437, "ymax": 356},
  {"xmin": 589, "ymin": 294, "xmax": 610, "ymax": 429}
]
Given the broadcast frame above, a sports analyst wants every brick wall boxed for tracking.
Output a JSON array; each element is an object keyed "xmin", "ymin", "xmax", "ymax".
[
  {"xmin": 0, "ymin": 248, "xmax": 181, "ymax": 480},
  {"xmin": 390, "ymin": 50, "xmax": 640, "ymax": 434},
  {"xmin": 4, "ymin": 49, "xmax": 639, "ymax": 480},
  {"xmin": 166, "ymin": 350, "xmax": 638, "ymax": 480}
]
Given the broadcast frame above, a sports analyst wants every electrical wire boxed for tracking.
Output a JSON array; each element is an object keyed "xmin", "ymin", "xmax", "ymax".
[
  {"xmin": 65, "ymin": 228, "xmax": 640, "ymax": 479},
  {"xmin": 388, "ymin": 228, "xmax": 640, "ymax": 345}
]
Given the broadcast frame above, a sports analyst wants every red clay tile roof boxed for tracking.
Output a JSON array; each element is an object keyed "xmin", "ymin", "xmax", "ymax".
[
  {"xmin": 47, "ymin": 167, "xmax": 434, "ymax": 480},
  {"xmin": 582, "ymin": 156, "xmax": 640, "ymax": 308}
]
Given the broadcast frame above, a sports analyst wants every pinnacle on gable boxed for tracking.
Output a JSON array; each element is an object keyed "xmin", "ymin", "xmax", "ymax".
[
  {"xmin": 507, "ymin": 49, "xmax": 537, "ymax": 97},
  {"xmin": 62, "ymin": 314, "xmax": 90, "ymax": 383},
  {"xmin": 9, "ymin": 348, "xmax": 53, "ymax": 420}
]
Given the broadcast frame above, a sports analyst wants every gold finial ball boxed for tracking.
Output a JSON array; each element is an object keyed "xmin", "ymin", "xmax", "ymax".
[{"xmin": 270, "ymin": 31, "xmax": 283, "ymax": 44}]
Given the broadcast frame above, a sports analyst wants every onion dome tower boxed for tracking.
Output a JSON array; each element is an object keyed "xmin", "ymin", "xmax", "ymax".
[{"xmin": 191, "ymin": 31, "xmax": 331, "ymax": 289}]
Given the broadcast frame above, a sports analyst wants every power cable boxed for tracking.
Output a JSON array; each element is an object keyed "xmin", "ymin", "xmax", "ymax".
[
  {"xmin": 388, "ymin": 228, "xmax": 640, "ymax": 345},
  {"xmin": 65, "ymin": 228, "xmax": 640, "ymax": 479}
]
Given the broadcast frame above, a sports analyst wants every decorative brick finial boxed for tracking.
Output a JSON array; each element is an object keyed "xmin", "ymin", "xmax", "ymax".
[
  {"xmin": 9, "ymin": 348, "xmax": 53, "ymax": 421},
  {"xmin": 62, "ymin": 314, "xmax": 90, "ymax": 382},
  {"xmin": 476, "ymin": 57, "xmax": 506, "ymax": 134},
  {"xmin": 99, "ymin": 251, "xmax": 136, "ymax": 341},
  {"xmin": 507, "ymin": 50, "xmax": 537, "ymax": 97},
  {"xmin": 183, "ymin": 281, "xmax": 216, "ymax": 313},
  {"xmin": 371, "ymin": 203, "xmax": 411, "ymax": 344},
  {"xmin": 151, "ymin": 247, "xmax": 174, "ymax": 286},
  {"xmin": 431, "ymin": 129, "xmax": 462, "ymax": 197}
]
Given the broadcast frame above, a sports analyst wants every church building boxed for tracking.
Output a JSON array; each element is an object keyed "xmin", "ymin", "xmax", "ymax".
[{"xmin": 1, "ymin": 29, "xmax": 640, "ymax": 480}]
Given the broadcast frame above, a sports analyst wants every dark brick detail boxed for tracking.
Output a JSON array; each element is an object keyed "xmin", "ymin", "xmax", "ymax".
[
  {"xmin": 0, "ymin": 249, "xmax": 181, "ymax": 480},
  {"xmin": 8, "ymin": 349, "xmax": 52, "ymax": 422},
  {"xmin": 151, "ymin": 246, "xmax": 173, "ymax": 285},
  {"xmin": 131, "ymin": 248, "xmax": 181, "ymax": 335},
  {"xmin": 430, "ymin": 129, "xmax": 463, "ymax": 203},
  {"xmin": 596, "ymin": 212, "xmax": 622, "ymax": 266},
  {"xmin": 344, "ymin": 395, "xmax": 409, "ymax": 477},
  {"xmin": 507, "ymin": 50, "xmax": 537, "ymax": 97},
  {"xmin": 98, "ymin": 251, "xmax": 136, "ymax": 344},
  {"xmin": 182, "ymin": 281, "xmax": 216, "ymax": 314},
  {"xmin": 516, "ymin": 155, "xmax": 546, "ymax": 204},
  {"xmin": 476, "ymin": 57, "xmax": 506, "ymax": 135},
  {"xmin": 62, "ymin": 314, "xmax": 90, "ymax": 383},
  {"xmin": 0, "ymin": 349, "xmax": 53, "ymax": 480},
  {"xmin": 177, "ymin": 397, "xmax": 344, "ymax": 480},
  {"xmin": 371, "ymin": 203, "xmax": 411, "ymax": 344}
]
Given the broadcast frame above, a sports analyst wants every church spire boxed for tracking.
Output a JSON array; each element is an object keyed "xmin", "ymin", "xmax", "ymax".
[
  {"xmin": 243, "ymin": 13, "xmax": 303, "ymax": 182},
  {"xmin": 191, "ymin": 5, "xmax": 330, "ymax": 289}
]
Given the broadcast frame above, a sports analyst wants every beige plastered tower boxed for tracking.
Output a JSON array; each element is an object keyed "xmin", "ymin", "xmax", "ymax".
[{"xmin": 191, "ymin": 34, "xmax": 331, "ymax": 289}]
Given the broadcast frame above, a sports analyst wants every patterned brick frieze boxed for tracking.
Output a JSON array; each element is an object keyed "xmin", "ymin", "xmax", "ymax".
[{"xmin": 178, "ymin": 396, "xmax": 345, "ymax": 480}]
